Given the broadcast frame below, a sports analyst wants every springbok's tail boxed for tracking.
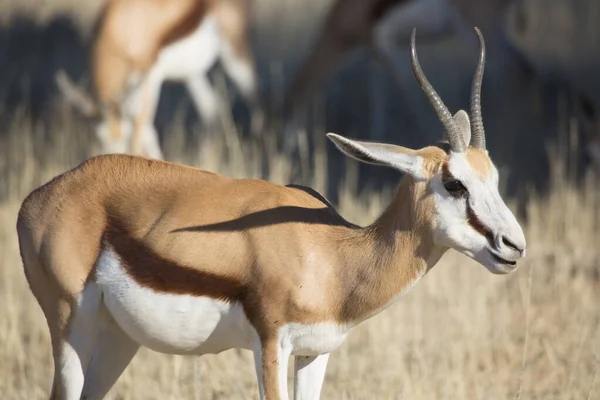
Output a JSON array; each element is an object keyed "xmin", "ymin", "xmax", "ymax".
[{"xmin": 55, "ymin": 70, "xmax": 99, "ymax": 118}]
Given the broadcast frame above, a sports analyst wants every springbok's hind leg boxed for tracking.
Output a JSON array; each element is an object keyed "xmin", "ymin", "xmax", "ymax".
[
  {"xmin": 80, "ymin": 307, "xmax": 139, "ymax": 400},
  {"xmin": 49, "ymin": 283, "xmax": 102, "ymax": 400}
]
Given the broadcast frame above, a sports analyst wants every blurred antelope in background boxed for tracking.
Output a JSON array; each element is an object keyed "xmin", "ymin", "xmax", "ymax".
[
  {"xmin": 17, "ymin": 28, "xmax": 526, "ymax": 400},
  {"xmin": 282, "ymin": 0, "xmax": 600, "ymax": 177},
  {"xmin": 56, "ymin": 0, "xmax": 264, "ymax": 160},
  {"xmin": 283, "ymin": 0, "xmax": 513, "ymax": 119},
  {"xmin": 503, "ymin": 0, "xmax": 600, "ymax": 175}
]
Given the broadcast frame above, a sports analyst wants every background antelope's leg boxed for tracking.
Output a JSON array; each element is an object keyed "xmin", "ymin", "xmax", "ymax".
[
  {"xmin": 214, "ymin": 0, "xmax": 264, "ymax": 136},
  {"xmin": 293, "ymin": 354, "xmax": 330, "ymax": 400},
  {"xmin": 140, "ymin": 125, "xmax": 163, "ymax": 160},
  {"xmin": 96, "ymin": 106, "xmax": 128, "ymax": 155},
  {"xmin": 129, "ymin": 68, "xmax": 163, "ymax": 158},
  {"xmin": 186, "ymin": 74, "xmax": 221, "ymax": 136},
  {"xmin": 138, "ymin": 71, "xmax": 164, "ymax": 159},
  {"xmin": 254, "ymin": 338, "xmax": 292, "ymax": 400},
  {"xmin": 130, "ymin": 78, "xmax": 149, "ymax": 156},
  {"xmin": 80, "ymin": 307, "xmax": 140, "ymax": 400},
  {"xmin": 220, "ymin": 40, "xmax": 265, "ymax": 136}
]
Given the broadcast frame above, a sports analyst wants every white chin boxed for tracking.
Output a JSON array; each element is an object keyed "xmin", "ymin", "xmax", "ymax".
[
  {"xmin": 482, "ymin": 253, "xmax": 519, "ymax": 274},
  {"xmin": 484, "ymin": 262, "xmax": 518, "ymax": 275},
  {"xmin": 453, "ymin": 245, "xmax": 519, "ymax": 275},
  {"xmin": 467, "ymin": 249, "xmax": 519, "ymax": 275}
]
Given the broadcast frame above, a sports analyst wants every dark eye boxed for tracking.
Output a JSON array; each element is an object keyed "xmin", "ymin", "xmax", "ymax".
[{"xmin": 443, "ymin": 179, "xmax": 467, "ymax": 196}]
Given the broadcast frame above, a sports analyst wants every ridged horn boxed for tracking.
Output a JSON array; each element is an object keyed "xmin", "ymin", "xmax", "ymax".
[
  {"xmin": 410, "ymin": 28, "xmax": 466, "ymax": 152},
  {"xmin": 469, "ymin": 27, "xmax": 486, "ymax": 150}
]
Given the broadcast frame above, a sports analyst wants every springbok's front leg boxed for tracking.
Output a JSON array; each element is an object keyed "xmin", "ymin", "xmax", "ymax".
[
  {"xmin": 254, "ymin": 338, "xmax": 293, "ymax": 399},
  {"xmin": 294, "ymin": 354, "xmax": 330, "ymax": 400}
]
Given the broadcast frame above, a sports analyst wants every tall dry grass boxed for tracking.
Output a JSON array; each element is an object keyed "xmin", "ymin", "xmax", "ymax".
[{"xmin": 0, "ymin": 97, "xmax": 599, "ymax": 400}]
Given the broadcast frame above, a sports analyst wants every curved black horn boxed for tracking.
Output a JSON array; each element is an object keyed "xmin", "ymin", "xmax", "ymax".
[
  {"xmin": 470, "ymin": 27, "xmax": 486, "ymax": 150},
  {"xmin": 410, "ymin": 28, "xmax": 465, "ymax": 152}
]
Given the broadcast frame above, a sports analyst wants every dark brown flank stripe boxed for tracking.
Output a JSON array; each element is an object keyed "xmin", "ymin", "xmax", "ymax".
[
  {"xmin": 161, "ymin": 1, "xmax": 207, "ymax": 47},
  {"xmin": 442, "ymin": 162, "xmax": 495, "ymax": 245},
  {"xmin": 103, "ymin": 219, "xmax": 245, "ymax": 302}
]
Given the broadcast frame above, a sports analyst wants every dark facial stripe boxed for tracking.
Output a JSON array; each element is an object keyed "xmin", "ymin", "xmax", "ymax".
[
  {"xmin": 443, "ymin": 162, "xmax": 495, "ymax": 245},
  {"xmin": 466, "ymin": 203, "xmax": 495, "ymax": 246},
  {"xmin": 103, "ymin": 220, "xmax": 245, "ymax": 302}
]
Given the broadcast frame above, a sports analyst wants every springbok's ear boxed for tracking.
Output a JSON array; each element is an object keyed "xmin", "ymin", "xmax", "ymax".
[
  {"xmin": 453, "ymin": 110, "xmax": 471, "ymax": 149},
  {"xmin": 327, "ymin": 133, "xmax": 427, "ymax": 180}
]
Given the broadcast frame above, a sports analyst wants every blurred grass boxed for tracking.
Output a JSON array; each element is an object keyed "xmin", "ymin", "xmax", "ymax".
[
  {"xmin": 3, "ymin": 0, "xmax": 600, "ymax": 200},
  {"xmin": 0, "ymin": 0, "xmax": 599, "ymax": 399}
]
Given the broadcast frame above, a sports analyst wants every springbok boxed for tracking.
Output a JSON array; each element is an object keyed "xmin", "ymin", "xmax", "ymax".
[
  {"xmin": 56, "ymin": 0, "xmax": 264, "ymax": 160},
  {"xmin": 18, "ymin": 28, "xmax": 525, "ymax": 400},
  {"xmin": 283, "ymin": 0, "xmax": 513, "ymax": 118}
]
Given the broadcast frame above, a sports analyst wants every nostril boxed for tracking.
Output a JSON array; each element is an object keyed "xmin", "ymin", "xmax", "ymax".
[{"xmin": 502, "ymin": 236, "xmax": 521, "ymax": 252}]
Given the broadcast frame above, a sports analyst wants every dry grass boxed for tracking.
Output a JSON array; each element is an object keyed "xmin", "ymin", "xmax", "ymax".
[{"xmin": 0, "ymin": 100, "xmax": 599, "ymax": 400}]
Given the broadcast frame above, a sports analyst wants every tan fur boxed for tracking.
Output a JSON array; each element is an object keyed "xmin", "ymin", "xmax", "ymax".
[
  {"xmin": 92, "ymin": 0, "xmax": 209, "ymax": 106},
  {"xmin": 213, "ymin": 0, "xmax": 252, "ymax": 59},
  {"xmin": 465, "ymin": 147, "xmax": 492, "ymax": 177},
  {"xmin": 92, "ymin": 0, "xmax": 252, "ymax": 107},
  {"xmin": 86, "ymin": 0, "xmax": 256, "ymax": 153},
  {"xmin": 131, "ymin": 78, "xmax": 151, "ymax": 154},
  {"xmin": 420, "ymin": 145, "xmax": 449, "ymax": 175},
  {"xmin": 17, "ymin": 150, "xmax": 448, "ymax": 398}
]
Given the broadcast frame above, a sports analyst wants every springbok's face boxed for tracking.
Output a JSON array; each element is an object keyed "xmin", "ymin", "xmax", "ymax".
[
  {"xmin": 327, "ymin": 26, "xmax": 527, "ymax": 274},
  {"xmin": 431, "ymin": 148, "xmax": 526, "ymax": 274}
]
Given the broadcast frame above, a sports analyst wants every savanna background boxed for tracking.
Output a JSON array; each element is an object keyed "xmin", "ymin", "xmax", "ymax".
[{"xmin": 1, "ymin": 0, "xmax": 599, "ymax": 398}]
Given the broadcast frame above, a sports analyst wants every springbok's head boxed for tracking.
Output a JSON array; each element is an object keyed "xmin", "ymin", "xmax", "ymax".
[{"xmin": 327, "ymin": 28, "xmax": 526, "ymax": 274}]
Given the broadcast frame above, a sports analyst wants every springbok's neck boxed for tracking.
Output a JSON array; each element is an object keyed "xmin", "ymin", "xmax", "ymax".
[{"xmin": 335, "ymin": 176, "xmax": 447, "ymax": 324}]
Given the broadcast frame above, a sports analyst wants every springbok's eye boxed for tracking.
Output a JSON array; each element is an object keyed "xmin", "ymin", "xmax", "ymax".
[{"xmin": 443, "ymin": 180, "xmax": 468, "ymax": 196}]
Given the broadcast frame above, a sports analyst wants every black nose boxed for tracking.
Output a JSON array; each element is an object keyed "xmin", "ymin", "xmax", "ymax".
[{"xmin": 501, "ymin": 235, "xmax": 522, "ymax": 252}]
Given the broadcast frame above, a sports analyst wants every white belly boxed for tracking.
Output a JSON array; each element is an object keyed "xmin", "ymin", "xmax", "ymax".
[
  {"xmin": 155, "ymin": 15, "xmax": 221, "ymax": 80},
  {"xmin": 95, "ymin": 248, "xmax": 257, "ymax": 355},
  {"xmin": 95, "ymin": 248, "xmax": 352, "ymax": 357}
]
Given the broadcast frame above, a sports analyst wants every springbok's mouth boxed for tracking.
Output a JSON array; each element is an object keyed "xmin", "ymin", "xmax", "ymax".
[{"xmin": 490, "ymin": 251, "xmax": 517, "ymax": 266}]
